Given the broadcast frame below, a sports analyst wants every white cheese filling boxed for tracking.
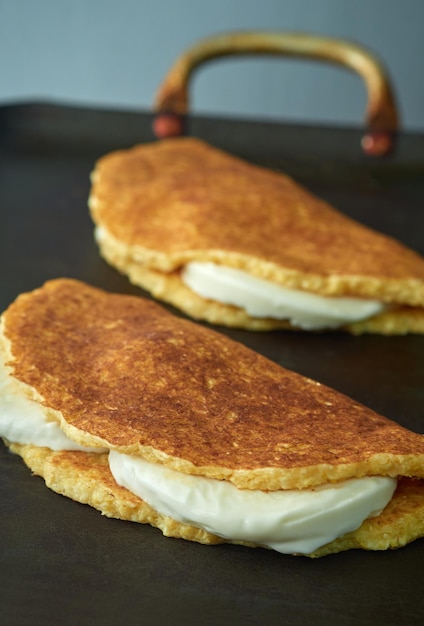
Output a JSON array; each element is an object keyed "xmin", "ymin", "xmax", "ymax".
[
  {"xmin": 109, "ymin": 451, "xmax": 396, "ymax": 554},
  {"xmin": 0, "ymin": 362, "xmax": 101, "ymax": 452},
  {"xmin": 0, "ymin": 361, "xmax": 396, "ymax": 554},
  {"xmin": 181, "ymin": 262, "xmax": 386, "ymax": 329}
]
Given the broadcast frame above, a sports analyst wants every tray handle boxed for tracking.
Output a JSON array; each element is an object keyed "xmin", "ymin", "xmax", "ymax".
[{"xmin": 153, "ymin": 31, "xmax": 399, "ymax": 156}]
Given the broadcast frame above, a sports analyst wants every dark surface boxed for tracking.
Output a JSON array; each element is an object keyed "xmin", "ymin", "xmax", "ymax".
[{"xmin": 0, "ymin": 102, "xmax": 423, "ymax": 626}]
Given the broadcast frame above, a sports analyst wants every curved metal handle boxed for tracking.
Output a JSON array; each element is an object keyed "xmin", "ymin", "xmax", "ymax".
[{"xmin": 153, "ymin": 31, "xmax": 399, "ymax": 156}]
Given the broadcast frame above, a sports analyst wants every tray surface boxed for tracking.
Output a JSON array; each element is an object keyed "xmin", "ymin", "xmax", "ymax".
[{"xmin": 1, "ymin": 102, "xmax": 423, "ymax": 626}]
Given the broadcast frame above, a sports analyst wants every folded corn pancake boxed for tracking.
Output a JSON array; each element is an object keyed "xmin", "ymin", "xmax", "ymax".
[
  {"xmin": 1, "ymin": 278, "xmax": 424, "ymax": 557},
  {"xmin": 88, "ymin": 137, "xmax": 424, "ymax": 334}
]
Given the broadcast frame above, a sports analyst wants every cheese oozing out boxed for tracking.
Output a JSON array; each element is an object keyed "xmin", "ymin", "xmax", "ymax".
[
  {"xmin": 0, "ymin": 360, "xmax": 396, "ymax": 554},
  {"xmin": 0, "ymin": 362, "xmax": 102, "ymax": 452},
  {"xmin": 181, "ymin": 262, "xmax": 386, "ymax": 329},
  {"xmin": 109, "ymin": 451, "xmax": 396, "ymax": 555},
  {"xmin": 0, "ymin": 366, "xmax": 397, "ymax": 554}
]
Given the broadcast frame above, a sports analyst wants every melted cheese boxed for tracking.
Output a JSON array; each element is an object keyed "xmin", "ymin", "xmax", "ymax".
[
  {"xmin": 0, "ymin": 361, "xmax": 396, "ymax": 554},
  {"xmin": 109, "ymin": 451, "xmax": 396, "ymax": 555},
  {"xmin": 0, "ymin": 362, "xmax": 101, "ymax": 452},
  {"xmin": 181, "ymin": 262, "xmax": 386, "ymax": 329}
]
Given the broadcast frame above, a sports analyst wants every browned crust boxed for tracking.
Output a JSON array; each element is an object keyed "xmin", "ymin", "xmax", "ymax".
[
  {"xmin": 2, "ymin": 278, "xmax": 424, "ymax": 491},
  {"xmin": 89, "ymin": 138, "xmax": 424, "ymax": 306}
]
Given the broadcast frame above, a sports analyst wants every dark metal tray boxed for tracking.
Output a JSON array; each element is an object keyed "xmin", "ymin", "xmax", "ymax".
[{"xmin": 1, "ymin": 102, "xmax": 423, "ymax": 626}]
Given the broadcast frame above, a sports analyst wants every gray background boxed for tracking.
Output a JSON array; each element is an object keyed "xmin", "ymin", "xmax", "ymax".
[{"xmin": 0, "ymin": 0, "xmax": 422, "ymax": 131}]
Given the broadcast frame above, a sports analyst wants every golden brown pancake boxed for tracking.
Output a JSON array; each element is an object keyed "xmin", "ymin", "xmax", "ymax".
[
  {"xmin": 88, "ymin": 137, "xmax": 424, "ymax": 334},
  {"xmin": 1, "ymin": 278, "xmax": 424, "ymax": 556},
  {"xmin": 8, "ymin": 444, "xmax": 424, "ymax": 558}
]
